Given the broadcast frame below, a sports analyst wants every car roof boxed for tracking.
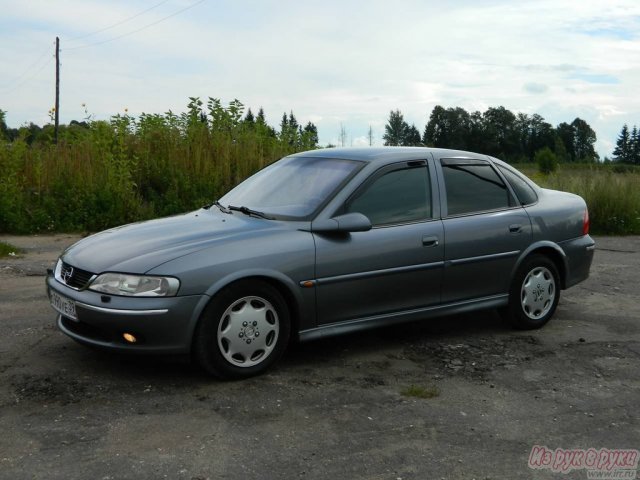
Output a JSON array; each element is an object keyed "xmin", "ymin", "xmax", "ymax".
[{"xmin": 289, "ymin": 147, "xmax": 490, "ymax": 164}]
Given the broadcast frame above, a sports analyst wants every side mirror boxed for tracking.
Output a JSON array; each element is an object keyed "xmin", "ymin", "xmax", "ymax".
[{"xmin": 311, "ymin": 212, "xmax": 372, "ymax": 233}]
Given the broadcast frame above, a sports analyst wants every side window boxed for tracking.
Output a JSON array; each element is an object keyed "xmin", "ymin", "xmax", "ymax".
[
  {"xmin": 496, "ymin": 164, "xmax": 538, "ymax": 206},
  {"xmin": 442, "ymin": 162, "xmax": 513, "ymax": 216},
  {"xmin": 346, "ymin": 166, "xmax": 431, "ymax": 226}
]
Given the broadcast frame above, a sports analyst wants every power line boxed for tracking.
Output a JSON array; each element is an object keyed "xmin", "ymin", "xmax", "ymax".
[
  {"xmin": 66, "ymin": 0, "xmax": 172, "ymax": 42},
  {"xmin": 64, "ymin": 0, "xmax": 206, "ymax": 51},
  {"xmin": 0, "ymin": 47, "xmax": 52, "ymax": 89},
  {"xmin": 0, "ymin": 56, "xmax": 54, "ymax": 94}
]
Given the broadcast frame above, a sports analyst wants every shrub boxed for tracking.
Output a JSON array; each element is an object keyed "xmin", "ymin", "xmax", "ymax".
[{"xmin": 535, "ymin": 147, "xmax": 558, "ymax": 174}]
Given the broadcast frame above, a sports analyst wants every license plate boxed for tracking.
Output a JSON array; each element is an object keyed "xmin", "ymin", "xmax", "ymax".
[{"xmin": 50, "ymin": 290, "xmax": 77, "ymax": 321}]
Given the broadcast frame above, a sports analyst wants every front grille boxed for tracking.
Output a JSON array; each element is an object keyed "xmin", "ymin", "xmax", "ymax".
[{"xmin": 60, "ymin": 262, "xmax": 95, "ymax": 289}]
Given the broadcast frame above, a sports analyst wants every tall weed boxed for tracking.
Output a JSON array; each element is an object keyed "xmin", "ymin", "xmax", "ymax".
[{"xmin": 0, "ymin": 98, "xmax": 310, "ymax": 233}]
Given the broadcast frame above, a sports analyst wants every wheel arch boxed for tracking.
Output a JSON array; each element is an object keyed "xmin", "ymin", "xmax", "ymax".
[
  {"xmin": 512, "ymin": 241, "xmax": 568, "ymax": 289},
  {"xmin": 188, "ymin": 270, "xmax": 304, "ymax": 351}
]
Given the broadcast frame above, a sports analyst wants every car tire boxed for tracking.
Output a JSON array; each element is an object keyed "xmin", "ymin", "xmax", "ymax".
[
  {"xmin": 193, "ymin": 280, "xmax": 290, "ymax": 379},
  {"xmin": 504, "ymin": 254, "xmax": 560, "ymax": 330}
]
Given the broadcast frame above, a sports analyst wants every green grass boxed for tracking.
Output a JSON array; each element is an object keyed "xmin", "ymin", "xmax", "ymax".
[
  {"xmin": 0, "ymin": 241, "xmax": 20, "ymax": 257},
  {"xmin": 517, "ymin": 164, "xmax": 640, "ymax": 235},
  {"xmin": 400, "ymin": 384, "xmax": 440, "ymax": 399}
]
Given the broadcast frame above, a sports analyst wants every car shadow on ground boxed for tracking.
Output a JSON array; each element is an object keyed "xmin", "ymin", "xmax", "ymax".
[
  {"xmin": 50, "ymin": 309, "xmax": 511, "ymax": 383},
  {"xmin": 287, "ymin": 309, "xmax": 507, "ymax": 358}
]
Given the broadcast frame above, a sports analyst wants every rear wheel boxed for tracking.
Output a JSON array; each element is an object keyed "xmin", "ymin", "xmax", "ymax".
[
  {"xmin": 504, "ymin": 254, "xmax": 560, "ymax": 330},
  {"xmin": 193, "ymin": 280, "xmax": 290, "ymax": 379}
]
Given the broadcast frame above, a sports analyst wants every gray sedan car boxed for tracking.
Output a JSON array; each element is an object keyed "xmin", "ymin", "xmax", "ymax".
[{"xmin": 47, "ymin": 147, "xmax": 595, "ymax": 379}]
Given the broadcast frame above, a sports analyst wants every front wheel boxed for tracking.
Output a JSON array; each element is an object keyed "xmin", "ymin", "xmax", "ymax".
[
  {"xmin": 503, "ymin": 254, "xmax": 560, "ymax": 330},
  {"xmin": 193, "ymin": 280, "xmax": 290, "ymax": 379}
]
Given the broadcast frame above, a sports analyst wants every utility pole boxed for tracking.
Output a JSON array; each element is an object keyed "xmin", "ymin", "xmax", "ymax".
[
  {"xmin": 339, "ymin": 123, "xmax": 347, "ymax": 147},
  {"xmin": 54, "ymin": 36, "xmax": 60, "ymax": 144}
]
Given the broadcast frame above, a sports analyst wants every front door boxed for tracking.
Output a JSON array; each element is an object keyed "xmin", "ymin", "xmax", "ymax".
[{"xmin": 313, "ymin": 162, "xmax": 444, "ymax": 325}]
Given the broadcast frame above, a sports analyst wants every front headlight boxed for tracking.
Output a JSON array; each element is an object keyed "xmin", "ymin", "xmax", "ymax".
[{"xmin": 89, "ymin": 273, "xmax": 180, "ymax": 297}]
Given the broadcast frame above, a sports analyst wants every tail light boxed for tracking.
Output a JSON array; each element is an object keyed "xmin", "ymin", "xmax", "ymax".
[{"xmin": 582, "ymin": 208, "xmax": 590, "ymax": 235}]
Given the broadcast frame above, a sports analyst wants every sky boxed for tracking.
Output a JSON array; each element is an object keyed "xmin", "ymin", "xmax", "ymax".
[{"xmin": 1, "ymin": 0, "xmax": 639, "ymax": 158}]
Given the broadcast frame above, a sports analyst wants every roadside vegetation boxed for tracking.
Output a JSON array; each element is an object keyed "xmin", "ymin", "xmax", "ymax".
[
  {"xmin": 0, "ymin": 241, "xmax": 20, "ymax": 257},
  {"xmin": 0, "ymin": 98, "xmax": 317, "ymax": 233},
  {"xmin": 522, "ymin": 164, "xmax": 640, "ymax": 235},
  {"xmin": 1, "ymin": 101, "xmax": 638, "ymax": 235}
]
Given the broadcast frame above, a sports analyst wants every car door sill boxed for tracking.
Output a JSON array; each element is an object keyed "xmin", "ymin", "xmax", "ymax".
[{"xmin": 299, "ymin": 293, "xmax": 509, "ymax": 342}]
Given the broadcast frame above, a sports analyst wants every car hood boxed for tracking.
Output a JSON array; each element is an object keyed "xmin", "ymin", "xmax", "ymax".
[{"xmin": 61, "ymin": 209, "xmax": 289, "ymax": 274}]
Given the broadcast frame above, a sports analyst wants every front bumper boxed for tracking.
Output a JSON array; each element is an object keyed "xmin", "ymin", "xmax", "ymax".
[{"xmin": 46, "ymin": 273, "xmax": 206, "ymax": 354}]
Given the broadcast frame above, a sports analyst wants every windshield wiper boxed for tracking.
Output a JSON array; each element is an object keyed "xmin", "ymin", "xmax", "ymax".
[
  {"xmin": 214, "ymin": 201, "xmax": 232, "ymax": 214},
  {"xmin": 227, "ymin": 205, "xmax": 275, "ymax": 220},
  {"xmin": 203, "ymin": 200, "xmax": 232, "ymax": 214}
]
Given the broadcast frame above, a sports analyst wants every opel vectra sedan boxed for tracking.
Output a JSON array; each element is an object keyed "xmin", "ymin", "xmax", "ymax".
[{"xmin": 47, "ymin": 147, "xmax": 595, "ymax": 379}]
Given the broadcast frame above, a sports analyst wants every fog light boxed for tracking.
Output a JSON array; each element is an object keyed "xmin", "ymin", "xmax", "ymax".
[{"xmin": 123, "ymin": 333, "xmax": 137, "ymax": 344}]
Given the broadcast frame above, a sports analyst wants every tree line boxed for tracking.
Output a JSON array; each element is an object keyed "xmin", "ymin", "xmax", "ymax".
[{"xmin": 383, "ymin": 105, "xmax": 599, "ymax": 164}]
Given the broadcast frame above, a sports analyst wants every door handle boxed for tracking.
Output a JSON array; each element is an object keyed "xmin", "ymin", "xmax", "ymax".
[
  {"xmin": 509, "ymin": 224, "xmax": 522, "ymax": 233},
  {"xmin": 422, "ymin": 235, "xmax": 439, "ymax": 247}
]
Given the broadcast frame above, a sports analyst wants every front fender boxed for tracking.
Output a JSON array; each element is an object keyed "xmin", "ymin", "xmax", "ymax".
[
  {"xmin": 184, "ymin": 268, "xmax": 314, "ymax": 348},
  {"xmin": 147, "ymin": 227, "xmax": 317, "ymax": 345},
  {"xmin": 202, "ymin": 268, "xmax": 303, "ymax": 301}
]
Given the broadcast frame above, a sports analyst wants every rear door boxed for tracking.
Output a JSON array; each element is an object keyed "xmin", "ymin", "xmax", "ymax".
[
  {"xmin": 437, "ymin": 157, "xmax": 532, "ymax": 303},
  {"xmin": 313, "ymin": 160, "xmax": 444, "ymax": 325}
]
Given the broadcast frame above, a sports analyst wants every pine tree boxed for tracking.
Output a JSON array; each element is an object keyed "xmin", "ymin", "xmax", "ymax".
[
  {"xmin": 244, "ymin": 108, "xmax": 255, "ymax": 125},
  {"xmin": 288, "ymin": 111, "xmax": 298, "ymax": 132},
  {"xmin": 405, "ymin": 124, "xmax": 421, "ymax": 146},
  {"xmin": 280, "ymin": 113, "xmax": 288, "ymax": 132},
  {"xmin": 302, "ymin": 122, "xmax": 318, "ymax": 149},
  {"xmin": 630, "ymin": 125, "xmax": 640, "ymax": 165},
  {"xmin": 257, "ymin": 107, "xmax": 266, "ymax": 125},
  {"xmin": 613, "ymin": 124, "xmax": 630, "ymax": 163},
  {"xmin": 383, "ymin": 109, "xmax": 408, "ymax": 146},
  {"xmin": 255, "ymin": 107, "xmax": 276, "ymax": 138}
]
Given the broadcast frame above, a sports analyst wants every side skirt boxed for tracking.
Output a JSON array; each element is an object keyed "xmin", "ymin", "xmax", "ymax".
[{"xmin": 298, "ymin": 294, "xmax": 509, "ymax": 342}]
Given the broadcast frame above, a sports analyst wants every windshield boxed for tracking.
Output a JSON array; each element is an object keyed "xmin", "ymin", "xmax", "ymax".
[{"xmin": 219, "ymin": 156, "xmax": 363, "ymax": 220}]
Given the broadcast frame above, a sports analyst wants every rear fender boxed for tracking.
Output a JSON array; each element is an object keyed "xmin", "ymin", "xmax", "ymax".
[{"xmin": 510, "ymin": 241, "xmax": 568, "ymax": 289}]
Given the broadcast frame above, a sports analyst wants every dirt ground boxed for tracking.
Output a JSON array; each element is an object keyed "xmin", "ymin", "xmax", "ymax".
[{"xmin": 0, "ymin": 234, "xmax": 638, "ymax": 480}]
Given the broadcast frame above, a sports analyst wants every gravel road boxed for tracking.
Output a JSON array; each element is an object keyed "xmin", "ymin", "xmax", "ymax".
[{"xmin": 0, "ymin": 234, "xmax": 638, "ymax": 480}]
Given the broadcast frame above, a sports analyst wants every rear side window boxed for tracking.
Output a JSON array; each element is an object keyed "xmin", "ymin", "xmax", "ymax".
[
  {"xmin": 496, "ymin": 165, "xmax": 538, "ymax": 206},
  {"xmin": 346, "ymin": 166, "xmax": 431, "ymax": 226},
  {"xmin": 442, "ymin": 162, "xmax": 513, "ymax": 216}
]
